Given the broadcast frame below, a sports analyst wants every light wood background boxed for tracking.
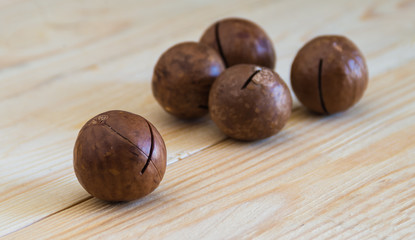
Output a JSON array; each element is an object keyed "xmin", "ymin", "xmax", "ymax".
[{"xmin": 1, "ymin": 0, "xmax": 414, "ymax": 239}]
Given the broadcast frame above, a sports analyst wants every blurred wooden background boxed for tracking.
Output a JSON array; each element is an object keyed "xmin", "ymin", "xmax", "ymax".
[{"xmin": 0, "ymin": 0, "xmax": 414, "ymax": 239}]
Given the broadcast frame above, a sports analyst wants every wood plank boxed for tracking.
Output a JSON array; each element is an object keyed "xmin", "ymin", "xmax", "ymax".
[
  {"xmin": 1, "ymin": 0, "xmax": 414, "ymax": 101},
  {"xmin": 1, "ymin": 0, "xmax": 415, "ymax": 237},
  {"xmin": 4, "ymin": 59, "xmax": 414, "ymax": 239},
  {"xmin": 0, "ymin": 0, "xmax": 276, "ymax": 235},
  {"xmin": 0, "ymin": 0, "xmax": 269, "ymax": 100}
]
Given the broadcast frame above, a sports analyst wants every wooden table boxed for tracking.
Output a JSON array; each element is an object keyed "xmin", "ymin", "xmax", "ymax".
[{"xmin": 1, "ymin": 0, "xmax": 414, "ymax": 239}]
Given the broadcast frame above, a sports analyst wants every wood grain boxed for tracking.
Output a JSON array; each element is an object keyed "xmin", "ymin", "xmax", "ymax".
[
  {"xmin": 1, "ymin": 0, "xmax": 414, "ymax": 238},
  {"xmin": 4, "ymin": 60, "xmax": 415, "ymax": 239}
]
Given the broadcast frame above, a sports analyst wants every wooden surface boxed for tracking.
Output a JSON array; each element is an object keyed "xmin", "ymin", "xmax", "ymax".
[{"xmin": 1, "ymin": 0, "xmax": 414, "ymax": 239}]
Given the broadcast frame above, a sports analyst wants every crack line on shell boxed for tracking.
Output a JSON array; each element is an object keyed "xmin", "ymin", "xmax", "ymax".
[
  {"xmin": 215, "ymin": 22, "xmax": 228, "ymax": 67},
  {"xmin": 149, "ymin": 157, "xmax": 163, "ymax": 182},
  {"xmin": 318, "ymin": 59, "xmax": 328, "ymax": 114},
  {"xmin": 241, "ymin": 70, "xmax": 261, "ymax": 89},
  {"xmin": 103, "ymin": 123, "xmax": 148, "ymax": 158},
  {"xmin": 141, "ymin": 120, "xmax": 154, "ymax": 174}
]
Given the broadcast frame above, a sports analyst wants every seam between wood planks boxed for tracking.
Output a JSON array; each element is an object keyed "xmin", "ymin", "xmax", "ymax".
[
  {"xmin": 2, "ymin": 108, "xmax": 304, "ymax": 237},
  {"xmin": 0, "ymin": 136, "xmax": 231, "ymax": 238},
  {"xmin": 2, "ymin": 196, "xmax": 93, "ymax": 237},
  {"xmin": 1, "ymin": 57, "xmax": 409, "ymax": 236},
  {"xmin": 2, "ymin": 54, "xmax": 414, "ymax": 236}
]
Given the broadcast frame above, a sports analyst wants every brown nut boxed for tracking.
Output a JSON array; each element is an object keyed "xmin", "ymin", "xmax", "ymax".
[
  {"xmin": 291, "ymin": 35, "xmax": 368, "ymax": 114},
  {"xmin": 200, "ymin": 17, "xmax": 276, "ymax": 69},
  {"xmin": 73, "ymin": 110, "xmax": 167, "ymax": 202},
  {"xmin": 152, "ymin": 41, "xmax": 225, "ymax": 119},
  {"xmin": 209, "ymin": 64, "xmax": 292, "ymax": 141}
]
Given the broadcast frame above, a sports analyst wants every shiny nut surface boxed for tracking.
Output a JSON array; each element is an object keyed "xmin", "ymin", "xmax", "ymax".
[
  {"xmin": 73, "ymin": 110, "xmax": 166, "ymax": 202},
  {"xmin": 200, "ymin": 18, "xmax": 276, "ymax": 69},
  {"xmin": 152, "ymin": 41, "xmax": 225, "ymax": 119},
  {"xmin": 291, "ymin": 35, "xmax": 368, "ymax": 114},
  {"xmin": 209, "ymin": 64, "xmax": 292, "ymax": 141}
]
